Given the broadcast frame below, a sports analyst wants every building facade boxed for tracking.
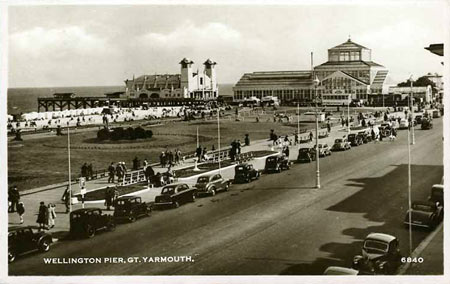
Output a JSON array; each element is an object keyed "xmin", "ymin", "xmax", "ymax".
[
  {"xmin": 388, "ymin": 85, "xmax": 433, "ymax": 104},
  {"xmin": 124, "ymin": 58, "xmax": 218, "ymax": 100},
  {"xmin": 233, "ymin": 39, "xmax": 389, "ymax": 106}
]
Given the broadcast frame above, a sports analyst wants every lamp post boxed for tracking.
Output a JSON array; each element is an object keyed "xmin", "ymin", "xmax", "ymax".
[
  {"xmin": 297, "ymin": 102, "xmax": 300, "ymax": 144},
  {"xmin": 407, "ymin": 106, "xmax": 413, "ymax": 255},
  {"xmin": 410, "ymin": 76, "xmax": 415, "ymax": 145},
  {"xmin": 217, "ymin": 108, "xmax": 221, "ymax": 173},
  {"xmin": 347, "ymin": 89, "xmax": 351, "ymax": 135},
  {"xmin": 314, "ymin": 76, "xmax": 321, "ymax": 189},
  {"xmin": 67, "ymin": 125, "xmax": 72, "ymax": 213}
]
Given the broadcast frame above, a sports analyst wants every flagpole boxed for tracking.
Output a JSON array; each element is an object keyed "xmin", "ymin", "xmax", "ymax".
[{"xmin": 68, "ymin": 125, "xmax": 72, "ymax": 213}]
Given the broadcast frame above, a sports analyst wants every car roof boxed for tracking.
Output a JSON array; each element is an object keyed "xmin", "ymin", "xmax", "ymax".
[
  {"xmin": 324, "ymin": 266, "xmax": 359, "ymax": 275},
  {"xmin": 71, "ymin": 208, "xmax": 102, "ymax": 214},
  {"xmin": 117, "ymin": 196, "xmax": 139, "ymax": 201},
  {"xmin": 8, "ymin": 225, "xmax": 40, "ymax": 232},
  {"xmin": 366, "ymin": 233, "xmax": 396, "ymax": 243},
  {"xmin": 163, "ymin": 183, "xmax": 187, "ymax": 188}
]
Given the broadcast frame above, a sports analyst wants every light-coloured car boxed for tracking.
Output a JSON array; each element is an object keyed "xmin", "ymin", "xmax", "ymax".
[
  {"xmin": 195, "ymin": 174, "xmax": 231, "ymax": 196},
  {"xmin": 399, "ymin": 119, "xmax": 409, "ymax": 129}
]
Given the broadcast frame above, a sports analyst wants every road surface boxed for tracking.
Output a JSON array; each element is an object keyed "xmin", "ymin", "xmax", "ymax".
[{"xmin": 9, "ymin": 118, "xmax": 443, "ymax": 275}]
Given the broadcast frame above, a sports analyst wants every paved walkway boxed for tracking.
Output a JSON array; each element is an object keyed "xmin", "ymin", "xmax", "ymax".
[{"xmin": 8, "ymin": 110, "xmax": 401, "ymax": 236}]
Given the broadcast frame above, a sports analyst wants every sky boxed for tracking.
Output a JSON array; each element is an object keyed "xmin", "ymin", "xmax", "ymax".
[{"xmin": 7, "ymin": 1, "xmax": 447, "ymax": 88}]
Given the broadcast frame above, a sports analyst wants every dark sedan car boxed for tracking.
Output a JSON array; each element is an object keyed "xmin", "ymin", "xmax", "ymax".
[
  {"xmin": 69, "ymin": 208, "xmax": 116, "ymax": 238},
  {"xmin": 113, "ymin": 196, "xmax": 152, "ymax": 222},
  {"xmin": 348, "ymin": 133, "xmax": 363, "ymax": 146},
  {"xmin": 331, "ymin": 138, "xmax": 351, "ymax": 151},
  {"xmin": 154, "ymin": 183, "xmax": 196, "ymax": 208},
  {"xmin": 297, "ymin": 147, "xmax": 316, "ymax": 163},
  {"xmin": 8, "ymin": 226, "xmax": 53, "ymax": 263},
  {"xmin": 352, "ymin": 233, "xmax": 402, "ymax": 275},
  {"xmin": 264, "ymin": 154, "xmax": 290, "ymax": 173},
  {"xmin": 404, "ymin": 201, "xmax": 443, "ymax": 230},
  {"xmin": 234, "ymin": 163, "xmax": 260, "ymax": 183},
  {"xmin": 195, "ymin": 174, "xmax": 230, "ymax": 196},
  {"xmin": 421, "ymin": 118, "xmax": 433, "ymax": 130},
  {"xmin": 358, "ymin": 131, "xmax": 372, "ymax": 143}
]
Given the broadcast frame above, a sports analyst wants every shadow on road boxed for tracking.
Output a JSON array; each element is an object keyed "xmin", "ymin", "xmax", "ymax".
[{"xmin": 279, "ymin": 164, "xmax": 443, "ymax": 275}]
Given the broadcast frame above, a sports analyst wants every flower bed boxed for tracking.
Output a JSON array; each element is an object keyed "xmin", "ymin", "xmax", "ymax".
[{"xmin": 74, "ymin": 182, "xmax": 148, "ymax": 201}]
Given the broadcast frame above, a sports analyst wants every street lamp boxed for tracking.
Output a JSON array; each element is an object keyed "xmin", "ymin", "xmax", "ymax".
[
  {"xmin": 407, "ymin": 75, "xmax": 414, "ymax": 255},
  {"xmin": 410, "ymin": 75, "xmax": 415, "ymax": 145},
  {"xmin": 314, "ymin": 76, "xmax": 321, "ymax": 189}
]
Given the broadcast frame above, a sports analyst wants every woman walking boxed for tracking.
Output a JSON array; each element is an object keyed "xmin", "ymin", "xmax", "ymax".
[
  {"xmin": 36, "ymin": 201, "xmax": 48, "ymax": 230},
  {"xmin": 47, "ymin": 203, "xmax": 57, "ymax": 229}
]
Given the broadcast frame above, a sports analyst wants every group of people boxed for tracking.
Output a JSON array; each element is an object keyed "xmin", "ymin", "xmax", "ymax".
[
  {"xmin": 108, "ymin": 162, "xmax": 128, "ymax": 183},
  {"xmin": 229, "ymin": 140, "xmax": 242, "ymax": 161},
  {"xmin": 8, "ymin": 186, "xmax": 25, "ymax": 224},
  {"xmin": 160, "ymin": 149, "xmax": 182, "ymax": 168},
  {"xmin": 36, "ymin": 201, "xmax": 57, "ymax": 230},
  {"xmin": 80, "ymin": 163, "xmax": 95, "ymax": 179},
  {"xmin": 104, "ymin": 187, "xmax": 120, "ymax": 210}
]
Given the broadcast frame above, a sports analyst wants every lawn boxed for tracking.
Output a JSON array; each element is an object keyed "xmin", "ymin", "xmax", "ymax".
[{"xmin": 8, "ymin": 106, "xmax": 374, "ymax": 190}]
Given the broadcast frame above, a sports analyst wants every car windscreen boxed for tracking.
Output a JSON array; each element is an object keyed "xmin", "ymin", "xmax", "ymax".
[
  {"xmin": 412, "ymin": 204, "xmax": 433, "ymax": 211},
  {"xmin": 364, "ymin": 240, "xmax": 388, "ymax": 253},
  {"xmin": 197, "ymin": 177, "xmax": 209, "ymax": 183},
  {"xmin": 161, "ymin": 186, "xmax": 176, "ymax": 195}
]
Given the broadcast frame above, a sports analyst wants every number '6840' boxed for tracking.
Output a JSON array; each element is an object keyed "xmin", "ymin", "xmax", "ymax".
[{"xmin": 401, "ymin": 257, "xmax": 424, "ymax": 263}]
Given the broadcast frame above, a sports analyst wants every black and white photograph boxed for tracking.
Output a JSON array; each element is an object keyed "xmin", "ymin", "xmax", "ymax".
[{"xmin": 1, "ymin": 0, "xmax": 448, "ymax": 283}]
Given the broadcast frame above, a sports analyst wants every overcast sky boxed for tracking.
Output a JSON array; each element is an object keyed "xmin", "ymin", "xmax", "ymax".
[{"xmin": 8, "ymin": 2, "xmax": 446, "ymax": 88}]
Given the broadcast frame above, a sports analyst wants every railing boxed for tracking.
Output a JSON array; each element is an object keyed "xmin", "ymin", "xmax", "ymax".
[{"xmin": 122, "ymin": 169, "xmax": 147, "ymax": 186}]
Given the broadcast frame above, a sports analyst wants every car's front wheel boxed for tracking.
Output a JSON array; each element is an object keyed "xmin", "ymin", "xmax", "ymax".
[
  {"xmin": 38, "ymin": 239, "xmax": 51, "ymax": 252},
  {"xmin": 145, "ymin": 206, "xmax": 152, "ymax": 217},
  {"xmin": 128, "ymin": 210, "xmax": 137, "ymax": 223},
  {"xmin": 173, "ymin": 201, "xmax": 180, "ymax": 208},
  {"xmin": 190, "ymin": 194, "xmax": 196, "ymax": 202},
  {"xmin": 86, "ymin": 225, "xmax": 96, "ymax": 238},
  {"xmin": 210, "ymin": 187, "xmax": 216, "ymax": 196},
  {"xmin": 8, "ymin": 250, "xmax": 16, "ymax": 263},
  {"xmin": 107, "ymin": 222, "xmax": 116, "ymax": 231}
]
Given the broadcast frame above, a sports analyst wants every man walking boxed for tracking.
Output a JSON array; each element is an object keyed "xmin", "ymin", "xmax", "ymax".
[
  {"xmin": 108, "ymin": 162, "xmax": 115, "ymax": 183},
  {"xmin": 9, "ymin": 186, "xmax": 20, "ymax": 213}
]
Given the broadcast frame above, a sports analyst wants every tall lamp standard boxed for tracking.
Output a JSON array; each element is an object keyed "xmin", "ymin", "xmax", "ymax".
[
  {"xmin": 410, "ymin": 75, "xmax": 415, "ymax": 145},
  {"xmin": 314, "ymin": 76, "xmax": 321, "ymax": 189}
]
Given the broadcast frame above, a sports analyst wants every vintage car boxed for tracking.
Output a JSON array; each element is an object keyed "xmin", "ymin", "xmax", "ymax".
[
  {"xmin": 323, "ymin": 266, "xmax": 359, "ymax": 275},
  {"xmin": 234, "ymin": 163, "xmax": 260, "ymax": 183},
  {"xmin": 331, "ymin": 138, "xmax": 351, "ymax": 151},
  {"xmin": 264, "ymin": 154, "xmax": 291, "ymax": 173},
  {"xmin": 429, "ymin": 184, "xmax": 444, "ymax": 206},
  {"xmin": 297, "ymin": 147, "xmax": 316, "ymax": 163},
  {"xmin": 154, "ymin": 183, "xmax": 196, "ymax": 208},
  {"xmin": 8, "ymin": 226, "xmax": 53, "ymax": 263},
  {"xmin": 195, "ymin": 174, "xmax": 231, "ymax": 196},
  {"xmin": 415, "ymin": 114, "xmax": 423, "ymax": 124},
  {"xmin": 421, "ymin": 118, "xmax": 433, "ymax": 130},
  {"xmin": 358, "ymin": 131, "xmax": 372, "ymax": 143},
  {"xmin": 403, "ymin": 201, "xmax": 443, "ymax": 230},
  {"xmin": 69, "ymin": 208, "xmax": 116, "ymax": 238},
  {"xmin": 113, "ymin": 196, "xmax": 152, "ymax": 222},
  {"xmin": 347, "ymin": 133, "xmax": 363, "ymax": 146},
  {"xmin": 379, "ymin": 125, "xmax": 392, "ymax": 137},
  {"xmin": 398, "ymin": 118, "xmax": 409, "ymax": 129},
  {"xmin": 352, "ymin": 233, "xmax": 402, "ymax": 275},
  {"xmin": 313, "ymin": 144, "xmax": 332, "ymax": 157}
]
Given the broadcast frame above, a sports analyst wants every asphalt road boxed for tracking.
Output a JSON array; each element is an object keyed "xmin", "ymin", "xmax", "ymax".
[{"xmin": 9, "ymin": 118, "xmax": 444, "ymax": 275}]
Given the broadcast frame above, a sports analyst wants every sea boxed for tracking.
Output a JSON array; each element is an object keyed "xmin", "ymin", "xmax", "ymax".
[{"xmin": 7, "ymin": 84, "xmax": 234, "ymax": 115}]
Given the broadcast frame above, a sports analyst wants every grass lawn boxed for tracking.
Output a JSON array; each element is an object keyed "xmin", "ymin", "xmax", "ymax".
[{"xmin": 8, "ymin": 106, "xmax": 376, "ymax": 190}]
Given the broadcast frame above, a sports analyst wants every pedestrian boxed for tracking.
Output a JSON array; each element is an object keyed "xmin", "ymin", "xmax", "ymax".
[
  {"xmin": 105, "ymin": 187, "xmax": 113, "ymax": 210},
  {"xmin": 176, "ymin": 149, "xmax": 182, "ymax": 165},
  {"xmin": 87, "ymin": 163, "xmax": 93, "ymax": 179},
  {"xmin": 143, "ymin": 159, "xmax": 149, "ymax": 169},
  {"xmin": 145, "ymin": 165, "xmax": 155, "ymax": 186},
  {"xmin": 309, "ymin": 131, "xmax": 313, "ymax": 142},
  {"xmin": 294, "ymin": 133, "xmax": 299, "ymax": 145},
  {"xmin": 132, "ymin": 156, "xmax": 140, "ymax": 170},
  {"xmin": 327, "ymin": 122, "xmax": 331, "ymax": 133},
  {"xmin": 36, "ymin": 201, "xmax": 48, "ymax": 230},
  {"xmin": 160, "ymin": 152, "xmax": 166, "ymax": 168},
  {"xmin": 17, "ymin": 202, "xmax": 25, "ymax": 224},
  {"xmin": 244, "ymin": 134, "xmax": 250, "ymax": 146},
  {"xmin": 47, "ymin": 203, "xmax": 56, "ymax": 229},
  {"xmin": 168, "ymin": 151, "xmax": 174, "ymax": 167},
  {"xmin": 9, "ymin": 186, "xmax": 20, "ymax": 213},
  {"xmin": 108, "ymin": 162, "xmax": 115, "ymax": 183},
  {"xmin": 64, "ymin": 188, "xmax": 71, "ymax": 213},
  {"xmin": 112, "ymin": 188, "xmax": 119, "ymax": 207},
  {"xmin": 81, "ymin": 163, "xmax": 88, "ymax": 178}
]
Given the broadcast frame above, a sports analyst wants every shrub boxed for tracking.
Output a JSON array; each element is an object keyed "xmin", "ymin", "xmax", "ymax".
[
  {"xmin": 96, "ymin": 126, "xmax": 153, "ymax": 141},
  {"xmin": 145, "ymin": 130, "xmax": 153, "ymax": 138},
  {"xmin": 97, "ymin": 128, "xmax": 110, "ymax": 140}
]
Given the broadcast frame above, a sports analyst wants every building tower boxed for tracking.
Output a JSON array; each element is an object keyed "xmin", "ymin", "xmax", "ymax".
[
  {"xmin": 204, "ymin": 59, "xmax": 217, "ymax": 97},
  {"xmin": 180, "ymin": 58, "xmax": 194, "ymax": 97}
]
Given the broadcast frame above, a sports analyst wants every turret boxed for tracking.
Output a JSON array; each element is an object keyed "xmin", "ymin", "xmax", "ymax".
[
  {"xmin": 204, "ymin": 59, "xmax": 217, "ymax": 94},
  {"xmin": 180, "ymin": 58, "xmax": 194, "ymax": 94}
]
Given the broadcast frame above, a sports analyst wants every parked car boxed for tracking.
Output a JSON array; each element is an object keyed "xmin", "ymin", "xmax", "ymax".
[
  {"xmin": 352, "ymin": 233, "xmax": 402, "ymax": 275},
  {"xmin": 8, "ymin": 226, "xmax": 53, "ymax": 263},
  {"xmin": 113, "ymin": 196, "xmax": 152, "ymax": 222},
  {"xmin": 398, "ymin": 119, "xmax": 409, "ymax": 129},
  {"xmin": 347, "ymin": 133, "xmax": 363, "ymax": 146},
  {"xmin": 421, "ymin": 118, "xmax": 433, "ymax": 130},
  {"xmin": 313, "ymin": 144, "xmax": 332, "ymax": 157},
  {"xmin": 195, "ymin": 174, "xmax": 231, "ymax": 196},
  {"xmin": 432, "ymin": 109, "xmax": 441, "ymax": 118},
  {"xmin": 358, "ymin": 131, "xmax": 372, "ymax": 143},
  {"xmin": 297, "ymin": 147, "xmax": 316, "ymax": 163},
  {"xmin": 331, "ymin": 138, "xmax": 351, "ymax": 151},
  {"xmin": 415, "ymin": 114, "xmax": 423, "ymax": 124},
  {"xmin": 69, "ymin": 208, "xmax": 116, "ymax": 238},
  {"xmin": 234, "ymin": 163, "xmax": 260, "ymax": 183},
  {"xmin": 323, "ymin": 266, "xmax": 359, "ymax": 275},
  {"xmin": 154, "ymin": 183, "xmax": 196, "ymax": 208},
  {"xmin": 264, "ymin": 154, "xmax": 291, "ymax": 173},
  {"xmin": 379, "ymin": 125, "xmax": 391, "ymax": 137},
  {"xmin": 429, "ymin": 184, "xmax": 444, "ymax": 206},
  {"xmin": 403, "ymin": 201, "xmax": 443, "ymax": 230}
]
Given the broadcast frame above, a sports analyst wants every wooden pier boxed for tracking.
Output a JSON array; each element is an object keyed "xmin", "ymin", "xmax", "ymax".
[{"xmin": 37, "ymin": 97, "xmax": 206, "ymax": 112}]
